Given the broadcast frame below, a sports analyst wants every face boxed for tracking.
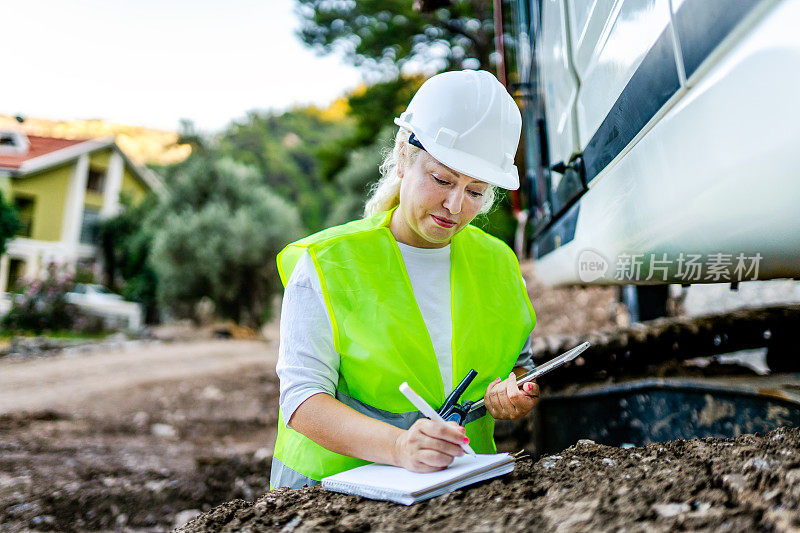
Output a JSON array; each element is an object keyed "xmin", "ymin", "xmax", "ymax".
[{"xmin": 390, "ymin": 148, "xmax": 489, "ymax": 248}]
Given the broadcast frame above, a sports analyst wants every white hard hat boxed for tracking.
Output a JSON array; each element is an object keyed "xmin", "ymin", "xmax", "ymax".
[{"xmin": 394, "ymin": 69, "xmax": 522, "ymax": 190}]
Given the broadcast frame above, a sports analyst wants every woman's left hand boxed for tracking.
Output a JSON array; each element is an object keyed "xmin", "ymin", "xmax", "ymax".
[{"xmin": 484, "ymin": 372, "xmax": 540, "ymax": 420}]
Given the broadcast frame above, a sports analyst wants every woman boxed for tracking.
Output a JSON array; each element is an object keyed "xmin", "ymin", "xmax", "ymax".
[{"xmin": 271, "ymin": 70, "xmax": 538, "ymax": 489}]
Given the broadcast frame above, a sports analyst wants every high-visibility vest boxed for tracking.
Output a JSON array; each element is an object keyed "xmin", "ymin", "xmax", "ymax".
[{"xmin": 270, "ymin": 206, "xmax": 536, "ymax": 488}]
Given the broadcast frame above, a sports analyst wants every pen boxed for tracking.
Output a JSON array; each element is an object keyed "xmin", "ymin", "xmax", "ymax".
[{"xmin": 399, "ymin": 382, "xmax": 477, "ymax": 456}]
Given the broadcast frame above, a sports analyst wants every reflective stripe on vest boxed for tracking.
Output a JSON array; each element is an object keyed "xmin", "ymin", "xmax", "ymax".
[{"xmin": 272, "ymin": 206, "xmax": 536, "ymax": 487}]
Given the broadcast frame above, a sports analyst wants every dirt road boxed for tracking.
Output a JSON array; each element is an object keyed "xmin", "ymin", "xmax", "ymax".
[
  {"xmin": 0, "ymin": 339, "xmax": 278, "ymax": 414},
  {"xmin": 1, "ymin": 339, "xmax": 282, "ymax": 531}
]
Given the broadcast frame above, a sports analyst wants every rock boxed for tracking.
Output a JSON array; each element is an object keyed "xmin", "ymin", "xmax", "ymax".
[
  {"xmin": 254, "ymin": 447, "xmax": 272, "ymax": 462},
  {"xmin": 145, "ymin": 479, "xmax": 170, "ymax": 493},
  {"xmin": 653, "ymin": 502, "xmax": 690, "ymax": 518},
  {"xmin": 31, "ymin": 514, "xmax": 55, "ymax": 526},
  {"xmin": 151, "ymin": 423, "xmax": 177, "ymax": 439},
  {"xmin": 174, "ymin": 509, "xmax": 202, "ymax": 528},
  {"xmin": 133, "ymin": 411, "xmax": 149, "ymax": 428},
  {"xmin": 692, "ymin": 502, "xmax": 712, "ymax": 515},
  {"xmin": 201, "ymin": 386, "xmax": 224, "ymax": 400},
  {"xmin": 280, "ymin": 515, "xmax": 302, "ymax": 532},
  {"xmin": 743, "ymin": 456, "xmax": 774, "ymax": 471}
]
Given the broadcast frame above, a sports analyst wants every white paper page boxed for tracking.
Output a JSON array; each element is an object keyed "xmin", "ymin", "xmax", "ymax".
[
  {"xmin": 403, "ymin": 462, "xmax": 515, "ymax": 504},
  {"xmin": 322, "ymin": 453, "xmax": 511, "ymax": 493}
]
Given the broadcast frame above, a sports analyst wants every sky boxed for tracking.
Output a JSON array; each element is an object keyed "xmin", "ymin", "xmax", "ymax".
[{"xmin": 3, "ymin": 0, "xmax": 363, "ymax": 133}]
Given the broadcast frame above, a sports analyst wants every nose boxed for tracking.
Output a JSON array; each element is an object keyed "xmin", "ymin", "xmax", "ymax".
[{"xmin": 443, "ymin": 188, "xmax": 465, "ymax": 215}]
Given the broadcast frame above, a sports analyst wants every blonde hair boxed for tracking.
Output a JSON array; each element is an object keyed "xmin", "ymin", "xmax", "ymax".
[{"xmin": 364, "ymin": 128, "xmax": 498, "ymax": 218}]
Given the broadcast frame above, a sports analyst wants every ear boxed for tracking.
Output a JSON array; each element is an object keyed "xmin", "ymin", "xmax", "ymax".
[{"xmin": 398, "ymin": 141, "xmax": 407, "ymax": 178}]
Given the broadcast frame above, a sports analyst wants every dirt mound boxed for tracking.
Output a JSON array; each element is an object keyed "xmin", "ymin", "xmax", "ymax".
[{"xmin": 180, "ymin": 427, "xmax": 800, "ymax": 532}]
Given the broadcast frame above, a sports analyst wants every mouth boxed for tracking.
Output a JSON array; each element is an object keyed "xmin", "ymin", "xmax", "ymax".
[{"xmin": 431, "ymin": 214, "xmax": 457, "ymax": 228}]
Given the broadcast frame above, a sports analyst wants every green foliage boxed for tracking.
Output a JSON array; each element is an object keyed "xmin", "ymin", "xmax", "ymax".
[
  {"xmin": 217, "ymin": 109, "xmax": 352, "ymax": 233},
  {"xmin": 347, "ymin": 77, "xmax": 423, "ymax": 147},
  {"xmin": 318, "ymin": 76, "xmax": 423, "ymax": 181},
  {"xmin": 1, "ymin": 264, "xmax": 104, "ymax": 334},
  {"xmin": 471, "ymin": 189, "xmax": 517, "ymax": 247},
  {"xmin": 297, "ymin": 0, "xmax": 496, "ymax": 74},
  {"xmin": 146, "ymin": 156, "xmax": 304, "ymax": 328},
  {"xmin": 325, "ymin": 125, "xmax": 395, "ymax": 226},
  {"xmin": 0, "ymin": 190, "xmax": 20, "ymax": 255},
  {"xmin": 100, "ymin": 192, "xmax": 160, "ymax": 323},
  {"xmin": 318, "ymin": 77, "xmax": 425, "ymax": 226},
  {"xmin": 74, "ymin": 266, "xmax": 97, "ymax": 284}
]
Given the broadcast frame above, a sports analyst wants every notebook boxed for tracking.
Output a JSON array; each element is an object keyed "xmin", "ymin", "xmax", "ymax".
[{"xmin": 321, "ymin": 453, "xmax": 516, "ymax": 505}]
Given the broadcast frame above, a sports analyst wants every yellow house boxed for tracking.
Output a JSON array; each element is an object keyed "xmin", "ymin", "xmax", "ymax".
[{"xmin": 0, "ymin": 130, "xmax": 164, "ymax": 293}]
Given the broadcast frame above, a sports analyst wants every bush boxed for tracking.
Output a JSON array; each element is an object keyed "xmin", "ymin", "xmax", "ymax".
[{"xmin": 1, "ymin": 264, "xmax": 105, "ymax": 335}]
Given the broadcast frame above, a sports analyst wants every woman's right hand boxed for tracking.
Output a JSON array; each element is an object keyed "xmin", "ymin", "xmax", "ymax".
[{"xmin": 392, "ymin": 418, "xmax": 468, "ymax": 472}]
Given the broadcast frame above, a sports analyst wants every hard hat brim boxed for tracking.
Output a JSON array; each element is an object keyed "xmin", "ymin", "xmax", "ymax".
[{"xmin": 394, "ymin": 119, "xmax": 520, "ymax": 190}]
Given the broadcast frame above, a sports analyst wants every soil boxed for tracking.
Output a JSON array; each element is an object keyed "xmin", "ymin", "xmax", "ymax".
[
  {"xmin": 0, "ymin": 359, "xmax": 280, "ymax": 532},
  {"xmin": 519, "ymin": 261, "xmax": 621, "ymax": 336},
  {"xmin": 180, "ymin": 427, "xmax": 800, "ymax": 532}
]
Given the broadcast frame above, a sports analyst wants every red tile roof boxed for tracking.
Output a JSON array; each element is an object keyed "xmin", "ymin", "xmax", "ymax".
[{"xmin": 0, "ymin": 135, "xmax": 88, "ymax": 170}]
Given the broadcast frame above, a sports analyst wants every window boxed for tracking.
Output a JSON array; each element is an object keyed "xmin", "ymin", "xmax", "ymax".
[
  {"xmin": 7, "ymin": 259, "xmax": 25, "ymax": 292},
  {"xmin": 12, "ymin": 196, "xmax": 34, "ymax": 238},
  {"xmin": 79, "ymin": 207, "xmax": 102, "ymax": 245},
  {"xmin": 0, "ymin": 130, "xmax": 30, "ymax": 155},
  {"xmin": 87, "ymin": 166, "xmax": 105, "ymax": 193}
]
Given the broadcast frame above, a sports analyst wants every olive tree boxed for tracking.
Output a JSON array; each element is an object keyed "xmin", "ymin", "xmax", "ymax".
[{"xmin": 147, "ymin": 157, "xmax": 304, "ymax": 328}]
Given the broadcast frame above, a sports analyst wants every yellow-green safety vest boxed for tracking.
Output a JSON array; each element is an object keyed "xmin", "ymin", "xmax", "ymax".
[{"xmin": 270, "ymin": 206, "xmax": 536, "ymax": 489}]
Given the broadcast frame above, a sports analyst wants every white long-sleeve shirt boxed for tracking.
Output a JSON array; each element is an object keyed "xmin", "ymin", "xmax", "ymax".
[{"xmin": 276, "ymin": 243, "xmax": 535, "ymax": 427}]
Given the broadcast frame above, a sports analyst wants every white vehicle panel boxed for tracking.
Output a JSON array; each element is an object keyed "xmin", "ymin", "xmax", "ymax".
[
  {"xmin": 535, "ymin": 0, "xmax": 800, "ymax": 285},
  {"xmin": 568, "ymin": 0, "xmax": 617, "ymax": 80},
  {"xmin": 575, "ymin": 0, "xmax": 673, "ymax": 149},
  {"xmin": 538, "ymin": 0, "xmax": 580, "ymax": 177}
]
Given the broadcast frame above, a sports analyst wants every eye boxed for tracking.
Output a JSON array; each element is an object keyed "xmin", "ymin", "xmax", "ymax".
[
  {"xmin": 468, "ymin": 190, "xmax": 484, "ymax": 198},
  {"xmin": 431, "ymin": 174, "xmax": 450, "ymax": 186}
]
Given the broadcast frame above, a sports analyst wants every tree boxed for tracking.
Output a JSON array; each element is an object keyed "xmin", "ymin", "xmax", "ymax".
[
  {"xmin": 316, "ymin": 76, "xmax": 423, "ymax": 183},
  {"xmin": 325, "ymin": 125, "xmax": 396, "ymax": 227},
  {"xmin": 146, "ymin": 156, "xmax": 304, "ymax": 328},
  {"xmin": 217, "ymin": 108, "xmax": 354, "ymax": 232},
  {"xmin": 0, "ymin": 191, "xmax": 20, "ymax": 255},
  {"xmin": 100, "ymin": 192, "xmax": 160, "ymax": 324},
  {"xmin": 296, "ymin": 0, "xmax": 496, "ymax": 74}
]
